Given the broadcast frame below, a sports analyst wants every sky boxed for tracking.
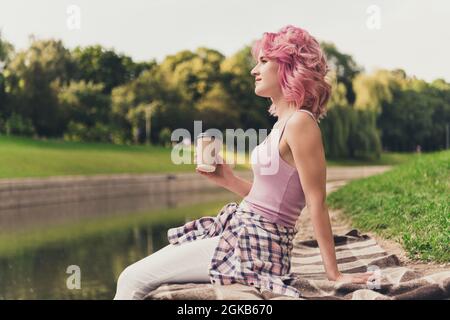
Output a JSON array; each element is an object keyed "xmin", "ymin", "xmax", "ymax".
[{"xmin": 1, "ymin": 0, "xmax": 449, "ymax": 82}]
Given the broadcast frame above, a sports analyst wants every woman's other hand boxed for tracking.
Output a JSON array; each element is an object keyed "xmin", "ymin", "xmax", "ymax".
[
  {"xmin": 331, "ymin": 271, "xmax": 376, "ymax": 285},
  {"xmin": 194, "ymin": 153, "xmax": 236, "ymax": 189}
]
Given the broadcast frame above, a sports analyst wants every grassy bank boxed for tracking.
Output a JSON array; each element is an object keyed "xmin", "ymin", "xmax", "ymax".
[
  {"xmin": 327, "ymin": 150, "xmax": 450, "ymax": 263},
  {"xmin": 0, "ymin": 135, "xmax": 418, "ymax": 179}
]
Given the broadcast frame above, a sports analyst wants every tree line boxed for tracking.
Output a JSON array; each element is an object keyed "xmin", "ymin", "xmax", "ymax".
[{"xmin": 0, "ymin": 32, "xmax": 448, "ymax": 160}]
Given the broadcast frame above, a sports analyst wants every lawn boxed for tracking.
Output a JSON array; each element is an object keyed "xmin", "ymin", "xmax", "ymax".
[
  {"xmin": 0, "ymin": 135, "xmax": 247, "ymax": 178},
  {"xmin": 327, "ymin": 149, "xmax": 450, "ymax": 263}
]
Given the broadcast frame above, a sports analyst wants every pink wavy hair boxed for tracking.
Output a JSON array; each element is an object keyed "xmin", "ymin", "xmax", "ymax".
[{"xmin": 251, "ymin": 25, "xmax": 331, "ymax": 122}]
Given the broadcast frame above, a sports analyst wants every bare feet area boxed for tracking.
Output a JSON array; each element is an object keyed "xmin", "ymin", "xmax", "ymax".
[{"xmin": 295, "ymin": 168, "xmax": 450, "ymax": 277}]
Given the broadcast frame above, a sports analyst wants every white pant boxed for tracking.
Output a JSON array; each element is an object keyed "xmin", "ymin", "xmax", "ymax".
[{"xmin": 113, "ymin": 235, "xmax": 222, "ymax": 300}]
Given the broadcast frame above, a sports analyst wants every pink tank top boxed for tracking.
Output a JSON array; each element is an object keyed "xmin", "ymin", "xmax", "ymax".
[{"xmin": 242, "ymin": 109, "xmax": 317, "ymax": 228}]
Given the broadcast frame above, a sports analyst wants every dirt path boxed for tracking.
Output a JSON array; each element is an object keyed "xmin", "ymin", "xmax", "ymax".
[{"xmin": 294, "ymin": 177, "xmax": 450, "ymax": 276}]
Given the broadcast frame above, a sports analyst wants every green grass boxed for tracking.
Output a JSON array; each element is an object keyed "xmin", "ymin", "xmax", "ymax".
[
  {"xmin": 327, "ymin": 150, "xmax": 450, "ymax": 263},
  {"xmin": 0, "ymin": 198, "xmax": 238, "ymax": 258},
  {"xmin": 0, "ymin": 135, "xmax": 251, "ymax": 178},
  {"xmin": 0, "ymin": 135, "xmax": 419, "ymax": 178},
  {"xmin": 326, "ymin": 152, "xmax": 421, "ymax": 166}
]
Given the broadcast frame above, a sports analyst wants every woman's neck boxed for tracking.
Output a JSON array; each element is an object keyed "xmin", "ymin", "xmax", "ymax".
[{"xmin": 271, "ymin": 97, "xmax": 297, "ymax": 123}]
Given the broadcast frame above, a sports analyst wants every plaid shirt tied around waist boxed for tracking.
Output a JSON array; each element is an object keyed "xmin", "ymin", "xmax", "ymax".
[{"xmin": 167, "ymin": 200, "xmax": 302, "ymax": 298}]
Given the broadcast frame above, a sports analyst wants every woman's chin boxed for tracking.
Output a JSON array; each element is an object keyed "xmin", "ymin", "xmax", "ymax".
[{"xmin": 254, "ymin": 89, "xmax": 269, "ymax": 98}]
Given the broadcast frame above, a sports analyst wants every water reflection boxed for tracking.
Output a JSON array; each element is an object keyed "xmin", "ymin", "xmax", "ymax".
[{"xmin": 0, "ymin": 190, "xmax": 240, "ymax": 299}]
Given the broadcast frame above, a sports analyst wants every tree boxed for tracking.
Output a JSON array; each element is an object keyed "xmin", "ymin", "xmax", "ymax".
[
  {"xmin": 111, "ymin": 66, "xmax": 185, "ymax": 144},
  {"xmin": 354, "ymin": 69, "xmax": 448, "ymax": 152},
  {"xmin": 3, "ymin": 38, "xmax": 74, "ymax": 137},
  {"xmin": 0, "ymin": 29, "xmax": 14, "ymax": 67},
  {"xmin": 353, "ymin": 69, "xmax": 406, "ymax": 114},
  {"xmin": 320, "ymin": 74, "xmax": 350, "ymax": 158},
  {"xmin": 221, "ymin": 46, "xmax": 270, "ymax": 131},
  {"xmin": 349, "ymin": 109, "xmax": 382, "ymax": 160},
  {"xmin": 72, "ymin": 45, "xmax": 155, "ymax": 94},
  {"xmin": 321, "ymin": 42, "xmax": 363, "ymax": 105},
  {"xmin": 0, "ymin": 31, "xmax": 15, "ymax": 132},
  {"xmin": 159, "ymin": 47, "xmax": 225, "ymax": 103},
  {"xmin": 428, "ymin": 79, "xmax": 450, "ymax": 150},
  {"xmin": 158, "ymin": 127, "xmax": 172, "ymax": 147},
  {"xmin": 321, "ymin": 74, "xmax": 381, "ymax": 160},
  {"xmin": 195, "ymin": 82, "xmax": 240, "ymax": 131},
  {"xmin": 57, "ymin": 80, "xmax": 111, "ymax": 142}
]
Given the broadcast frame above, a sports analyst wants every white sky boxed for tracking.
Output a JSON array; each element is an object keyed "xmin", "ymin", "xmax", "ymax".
[{"xmin": 1, "ymin": 0, "xmax": 449, "ymax": 82}]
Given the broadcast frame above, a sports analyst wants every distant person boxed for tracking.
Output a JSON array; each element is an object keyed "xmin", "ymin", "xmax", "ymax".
[{"xmin": 114, "ymin": 25, "xmax": 374, "ymax": 300}]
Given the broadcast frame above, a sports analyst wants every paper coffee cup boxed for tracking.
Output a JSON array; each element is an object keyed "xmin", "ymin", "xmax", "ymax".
[{"xmin": 195, "ymin": 133, "xmax": 221, "ymax": 173}]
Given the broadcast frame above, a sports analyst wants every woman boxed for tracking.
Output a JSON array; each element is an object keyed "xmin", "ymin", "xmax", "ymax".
[{"xmin": 114, "ymin": 25, "xmax": 374, "ymax": 300}]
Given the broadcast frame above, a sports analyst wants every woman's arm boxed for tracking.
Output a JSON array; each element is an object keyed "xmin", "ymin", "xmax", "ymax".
[
  {"xmin": 224, "ymin": 174, "xmax": 253, "ymax": 198},
  {"xmin": 286, "ymin": 113, "xmax": 374, "ymax": 284},
  {"xmin": 195, "ymin": 152, "xmax": 253, "ymax": 198},
  {"xmin": 285, "ymin": 113, "xmax": 339, "ymax": 280},
  {"xmin": 309, "ymin": 203, "xmax": 340, "ymax": 280}
]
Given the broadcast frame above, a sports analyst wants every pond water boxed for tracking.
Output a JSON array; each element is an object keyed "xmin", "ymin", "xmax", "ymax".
[{"xmin": 0, "ymin": 190, "xmax": 239, "ymax": 299}]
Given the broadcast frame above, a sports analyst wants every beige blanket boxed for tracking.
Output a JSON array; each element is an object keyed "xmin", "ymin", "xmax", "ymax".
[{"xmin": 144, "ymin": 229, "xmax": 450, "ymax": 300}]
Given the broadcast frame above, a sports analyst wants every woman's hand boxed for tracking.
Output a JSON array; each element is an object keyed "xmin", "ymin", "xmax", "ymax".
[
  {"xmin": 330, "ymin": 271, "xmax": 375, "ymax": 285},
  {"xmin": 194, "ymin": 153, "xmax": 236, "ymax": 189}
]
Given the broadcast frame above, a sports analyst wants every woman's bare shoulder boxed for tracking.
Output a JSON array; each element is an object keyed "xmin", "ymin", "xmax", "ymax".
[{"xmin": 285, "ymin": 112, "xmax": 322, "ymax": 147}]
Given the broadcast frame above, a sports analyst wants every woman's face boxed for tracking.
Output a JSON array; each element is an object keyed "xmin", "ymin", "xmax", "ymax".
[{"xmin": 250, "ymin": 49, "xmax": 281, "ymax": 98}]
